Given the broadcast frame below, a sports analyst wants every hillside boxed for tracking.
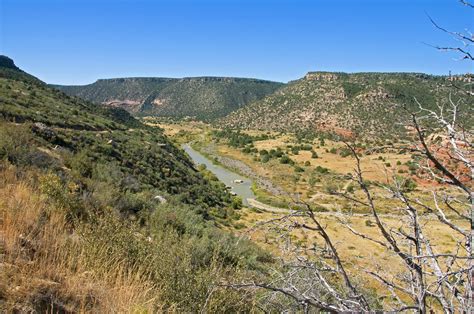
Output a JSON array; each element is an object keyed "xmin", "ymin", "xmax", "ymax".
[
  {"xmin": 54, "ymin": 76, "xmax": 283, "ymax": 121},
  {"xmin": 219, "ymin": 71, "xmax": 473, "ymax": 139},
  {"xmin": 0, "ymin": 60, "xmax": 234, "ymax": 211},
  {"xmin": 0, "ymin": 56, "xmax": 270, "ymax": 312}
]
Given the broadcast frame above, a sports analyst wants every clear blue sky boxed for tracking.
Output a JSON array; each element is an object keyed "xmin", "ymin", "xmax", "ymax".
[{"xmin": 0, "ymin": 0, "xmax": 472, "ymax": 84}]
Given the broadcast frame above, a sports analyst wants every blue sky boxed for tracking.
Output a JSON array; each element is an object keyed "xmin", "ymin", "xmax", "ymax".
[{"xmin": 0, "ymin": 0, "xmax": 472, "ymax": 84}]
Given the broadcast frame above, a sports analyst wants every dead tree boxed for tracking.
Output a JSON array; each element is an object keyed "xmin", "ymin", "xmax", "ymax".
[{"xmin": 231, "ymin": 2, "xmax": 472, "ymax": 312}]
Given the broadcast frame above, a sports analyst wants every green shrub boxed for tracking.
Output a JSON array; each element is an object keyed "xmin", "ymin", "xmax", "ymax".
[
  {"xmin": 261, "ymin": 154, "xmax": 270, "ymax": 163},
  {"xmin": 315, "ymin": 166, "xmax": 329, "ymax": 174},
  {"xmin": 339, "ymin": 148, "xmax": 352, "ymax": 158},
  {"xmin": 280, "ymin": 155, "xmax": 293, "ymax": 164},
  {"xmin": 231, "ymin": 196, "xmax": 243, "ymax": 209},
  {"xmin": 294, "ymin": 165, "xmax": 304, "ymax": 172}
]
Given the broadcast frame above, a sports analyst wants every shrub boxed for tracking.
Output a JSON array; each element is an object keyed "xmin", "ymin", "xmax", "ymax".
[
  {"xmin": 339, "ymin": 148, "xmax": 352, "ymax": 158},
  {"xmin": 261, "ymin": 154, "xmax": 270, "ymax": 163},
  {"xmin": 365, "ymin": 220, "xmax": 375, "ymax": 227},
  {"xmin": 402, "ymin": 178, "xmax": 417, "ymax": 192},
  {"xmin": 324, "ymin": 182, "xmax": 338, "ymax": 194},
  {"xmin": 315, "ymin": 166, "xmax": 329, "ymax": 174},
  {"xmin": 280, "ymin": 155, "xmax": 293, "ymax": 164},
  {"xmin": 346, "ymin": 184, "xmax": 355, "ymax": 193},
  {"xmin": 308, "ymin": 175, "xmax": 319, "ymax": 187},
  {"xmin": 231, "ymin": 196, "xmax": 243, "ymax": 209},
  {"xmin": 294, "ymin": 165, "xmax": 304, "ymax": 172}
]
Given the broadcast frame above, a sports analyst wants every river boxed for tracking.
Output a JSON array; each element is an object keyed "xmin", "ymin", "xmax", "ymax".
[{"xmin": 182, "ymin": 143, "xmax": 256, "ymax": 205}]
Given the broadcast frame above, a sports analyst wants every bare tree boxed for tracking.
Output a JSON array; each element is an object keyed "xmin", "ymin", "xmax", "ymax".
[{"xmin": 231, "ymin": 2, "xmax": 473, "ymax": 312}]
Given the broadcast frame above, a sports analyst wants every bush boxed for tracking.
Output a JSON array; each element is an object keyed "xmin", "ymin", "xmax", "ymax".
[
  {"xmin": 67, "ymin": 150, "xmax": 94, "ymax": 178},
  {"xmin": 324, "ymin": 182, "xmax": 338, "ymax": 194},
  {"xmin": 242, "ymin": 147, "xmax": 251, "ymax": 154},
  {"xmin": 294, "ymin": 165, "xmax": 304, "ymax": 172},
  {"xmin": 308, "ymin": 175, "xmax": 319, "ymax": 187},
  {"xmin": 0, "ymin": 124, "xmax": 35, "ymax": 166},
  {"xmin": 402, "ymin": 177, "xmax": 417, "ymax": 192},
  {"xmin": 280, "ymin": 155, "xmax": 293, "ymax": 165},
  {"xmin": 346, "ymin": 184, "xmax": 355, "ymax": 193},
  {"xmin": 339, "ymin": 148, "xmax": 352, "ymax": 158},
  {"xmin": 315, "ymin": 166, "xmax": 329, "ymax": 174},
  {"xmin": 231, "ymin": 196, "xmax": 243, "ymax": 209}
]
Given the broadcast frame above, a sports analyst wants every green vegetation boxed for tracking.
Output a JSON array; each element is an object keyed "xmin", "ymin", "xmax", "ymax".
[
  {"xmin": 220, "ymin": 71, "xmax": 472, "ymax": 139},
  {"xmin": 54, "ymin": 77, "xmax": 283, "ymax": 121},
  {"xmin": 0, "ymin": 56, "xmax": 273, "ymax": 312},
  {"xmin": 212, "ymin": 128, "xmax": 270, "ymax": 147}
]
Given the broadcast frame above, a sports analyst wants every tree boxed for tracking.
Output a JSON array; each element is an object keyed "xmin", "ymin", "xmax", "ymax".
[{"xmin": 231, "ymin": 2, "xmax": 473, "ymax": 311}]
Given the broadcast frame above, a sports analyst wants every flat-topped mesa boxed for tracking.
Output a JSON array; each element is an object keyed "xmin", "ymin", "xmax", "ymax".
[
  {"xmin": 95, "ymin": 77, "xmax": 176, "ymax": 84},
  {"xmin": 55, "ymin": 74, "xmax": 283, "ymax": 120},
  {"xmin": 304, "ymin": 72, "xmax": 338, "ymax": 81},
  {"xmin": 179, "ymin": 76, "xmax": 279, "ymax": 84}
]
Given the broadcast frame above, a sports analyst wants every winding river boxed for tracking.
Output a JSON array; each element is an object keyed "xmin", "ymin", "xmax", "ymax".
[{"xmin": 182, "ymin": 143, "xmax": 256, "ymax": 205}]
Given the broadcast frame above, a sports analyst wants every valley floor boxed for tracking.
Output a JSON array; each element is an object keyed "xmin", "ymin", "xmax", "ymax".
[{"xmin": 152, "ymin": 119, "xmax": 469, "ymax": 296}]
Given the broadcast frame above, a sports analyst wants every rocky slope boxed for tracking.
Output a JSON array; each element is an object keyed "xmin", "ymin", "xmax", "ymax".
[{"xmin": 219, "ymin": 71, "xmax": 472, "ymax": 139}]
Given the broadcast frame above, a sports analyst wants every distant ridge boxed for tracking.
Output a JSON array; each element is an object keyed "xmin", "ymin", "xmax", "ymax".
[
  {"xmin": 54, "ymin": 76, "xmax": 284, "ymax": 120},
  {"xmin": 219, "ymin": 71, "xmax": 472, "ymax": 139}
]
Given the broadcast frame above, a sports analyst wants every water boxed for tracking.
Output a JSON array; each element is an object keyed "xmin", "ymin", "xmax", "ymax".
[{"xmin": 182, "ymin": 144, "xmax": 255, "ymax": 205}]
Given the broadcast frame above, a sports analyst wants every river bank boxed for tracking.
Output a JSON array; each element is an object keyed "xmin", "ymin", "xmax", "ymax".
[
  {"xmin": 182, "ymin": 143, "xmax": 256, "ymax": 205},
  {"xmin": 196, "ymin": 142, "xmax": 288, "ymax": 197}
]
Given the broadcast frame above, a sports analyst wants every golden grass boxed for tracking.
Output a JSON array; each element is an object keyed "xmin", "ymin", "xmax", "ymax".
[
  {"xmin": 234, "ymin": 207, "xmax": 468, "ymax": 296},
  {"xmin": 0, "ymin": 165, "xmax": 162, "ymax": 312},
  {"xmin": 253, "ymin": 137, "xmax": 412, "ymax": 182}
]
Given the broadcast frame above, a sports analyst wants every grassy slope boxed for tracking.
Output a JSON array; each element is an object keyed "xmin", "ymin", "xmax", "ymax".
[
  {"xmin": 0, "ymin": 57, "xmax": 271, "ymax": 312},
  {"xmin": 0, "ymin": 67, "xmax": 234, "ymax": 214}
]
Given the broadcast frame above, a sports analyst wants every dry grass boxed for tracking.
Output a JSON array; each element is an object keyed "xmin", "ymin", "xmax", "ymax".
[
  {"xmin": 253, "ymin": 137, "xmax": 411, "ymax": 182},
  {"xmin": 0, "ymin": 165, "xmax": 162, "ymax": 313},
  {"xmin": 146, "ymin": 120, "xmax": 208, "ymax": 137},
  {"xmin": 234, "ymin": 207, "xmax": 468, "ymax": 294}
]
